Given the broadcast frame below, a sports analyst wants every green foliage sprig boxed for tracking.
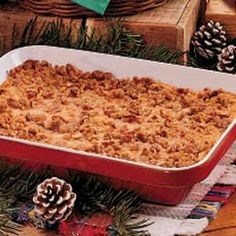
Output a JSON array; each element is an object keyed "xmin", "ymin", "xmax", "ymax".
[
  {"xmin": 0, "ymin": 160, "xmax": 151, "ymax": 236},
  {"xmin": 0, "ymin": 161, "xmax": 45, "ymax": 235},
  {"xmin": 13, "ymin": 18, "xmax": 184, "ymax": 65},
  {"xmin": 70, "ymin": 174, "xmax": 151, "ymax": 236}
]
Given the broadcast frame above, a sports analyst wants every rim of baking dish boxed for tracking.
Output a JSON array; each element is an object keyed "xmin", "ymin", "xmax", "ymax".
[{"xmin": 0, "ymin": 46, "xmax": 235, "ymax": 172}]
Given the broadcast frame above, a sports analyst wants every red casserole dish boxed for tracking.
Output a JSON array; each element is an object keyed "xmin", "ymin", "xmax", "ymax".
[{"xmin": 0, "ymin": 46, "xmax": 235, "ymax": 205}]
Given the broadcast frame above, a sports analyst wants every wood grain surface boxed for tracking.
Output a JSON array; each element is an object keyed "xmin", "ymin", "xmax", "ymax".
[
  {"xmin": 0, "ymin": 2, "xmax": 82, "ymax": 55},
  {"xmin": 86, "ymin": 0, "xmax": 202, "ymax": 51},
  {"xmin": 202, "ymin": 192, "xmax": 236, "ymax": 236},
  {"xmin": 206, "ymin": 0, "xmax": 236, "ymax": 39}
]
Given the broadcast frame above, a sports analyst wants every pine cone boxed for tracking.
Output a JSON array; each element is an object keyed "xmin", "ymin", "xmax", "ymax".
[
  {"xmin": 217, "ymin": 45, "xmax": 236, "ymax": 74},
  {"xmin": 33, "ymin": 177, "xmax": 76, "ymax": 224},
  {"xmin": 191, "ymin": 20, "xmax": 227, "ymax": 60}
]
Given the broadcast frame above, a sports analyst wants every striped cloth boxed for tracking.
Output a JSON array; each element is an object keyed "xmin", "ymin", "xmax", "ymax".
[{"xmin": 137, "ymin": 142, "xmax": 236, "ymax": 236}]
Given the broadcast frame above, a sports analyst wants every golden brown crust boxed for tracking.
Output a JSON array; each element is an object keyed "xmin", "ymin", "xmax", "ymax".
[{"xmin": 0, "ymin": 60, "xmax": 235, "ymax": 167}]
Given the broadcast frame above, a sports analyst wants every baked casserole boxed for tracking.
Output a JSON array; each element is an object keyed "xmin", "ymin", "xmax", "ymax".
[{"xmin": 0, "ymin": 60, "xmax": 235, "ymax": 167}]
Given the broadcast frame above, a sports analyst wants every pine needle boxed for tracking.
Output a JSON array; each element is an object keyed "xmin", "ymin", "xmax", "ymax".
[
  {"xmin": 0, "ymin": 160, "xmax": 152, "ymax": 235},
  {"xmin": 70, "ymin": 174, "xmax": 152, "ymax": 235},
  {"xmin": 13, "ymin": 17, "xmax": 184, "ymax": 65},
  {"xmin": 0, "ymin": 161, "xmax": 49, "ymax": 235}
]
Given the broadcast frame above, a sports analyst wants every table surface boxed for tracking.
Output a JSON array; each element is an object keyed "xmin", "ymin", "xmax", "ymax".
[
  {"xmin": 18, "ymin": 192, "xmax": 236, "ymax": 236},
  {"xmin": 201, "ymin": 192, "xmax": 236, "ymax": 236}
]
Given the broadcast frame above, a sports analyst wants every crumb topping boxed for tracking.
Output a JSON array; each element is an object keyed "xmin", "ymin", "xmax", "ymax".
[{"xmin": 0, "ymin": 60, "xmax": 235, "ymax": 167}]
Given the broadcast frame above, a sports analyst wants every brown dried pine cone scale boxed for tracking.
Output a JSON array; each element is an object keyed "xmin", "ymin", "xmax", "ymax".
[
  {"xmin": 217, "ymin": 45, "xmax": 236, "ymax": 74},
  {"xmin": 33, "ymin": 177, "xmax": 77, "ymax": 224},
  {"xmin": 191, "ymin": 20, "xmax": 227, "ymax": 60}
]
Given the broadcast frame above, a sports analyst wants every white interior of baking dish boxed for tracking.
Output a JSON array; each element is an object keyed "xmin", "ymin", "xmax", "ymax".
[{"xmin": 0, "ymin": 46, "xmax": 235, "ymax": 172}]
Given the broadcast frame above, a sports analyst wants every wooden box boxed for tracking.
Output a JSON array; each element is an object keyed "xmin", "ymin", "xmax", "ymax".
[
  {"xmin": 0, "ymin": 2, "xmax": 82, "ymax": 55},
  {"xmin": 86, "ymin": 0, "xmax": 202, "ymax": 51},
  {"xmin": 206, "ymin": 0, "xmax": 236, "ymax": 39},
  {"xmin": 0, "ymin": 0, "xmax": 203, "ymax": 55}
]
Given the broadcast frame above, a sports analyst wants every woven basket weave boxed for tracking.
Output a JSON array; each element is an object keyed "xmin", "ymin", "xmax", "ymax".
[{"xmin": 19, "ymin": 0, "xmax": 167, "ymax": 17}]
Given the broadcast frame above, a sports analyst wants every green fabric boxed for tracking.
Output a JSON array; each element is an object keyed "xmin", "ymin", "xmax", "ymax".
[{"xmin": 71, "ymin": 0, "xmax": 110, "ymax": 15}]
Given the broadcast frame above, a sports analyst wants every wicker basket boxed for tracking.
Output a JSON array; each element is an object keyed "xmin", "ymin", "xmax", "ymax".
[{"xmin": 18, "ymin": 0, "xmax": 167, "ymax": 17}]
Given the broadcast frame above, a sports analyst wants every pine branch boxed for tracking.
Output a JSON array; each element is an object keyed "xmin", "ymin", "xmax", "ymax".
[
  {"xmin": 110, "ymin": 196, "xmax": 151, "ymax": 236},
  {"xmin": 0, "ymin": 167, "xmax": 42, "ymax": 203},
  {"xmin": 187, "ymin": 52, "xmax": 217, "ymax": 70},
  {"xmin": 13, "ymin": 18, "xmax": 184, "ymax": 65},
  {"xmin": 0, "ymin": 160, "xmax": 151, "ymax": 235},
  {"xmin": 70, "ymin": 174, "xmax": 152, "ymax": 236},
  {"xmin": 0, "ymin": 161, "xmax": 50, "ymax": 235},
  {"xmin": 0, "ymin": 216, "xmax": 21, "ymax": 236},
  {"xmin": 0, "ymin": 193, "xmax": 21, "ymax": 235}
]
